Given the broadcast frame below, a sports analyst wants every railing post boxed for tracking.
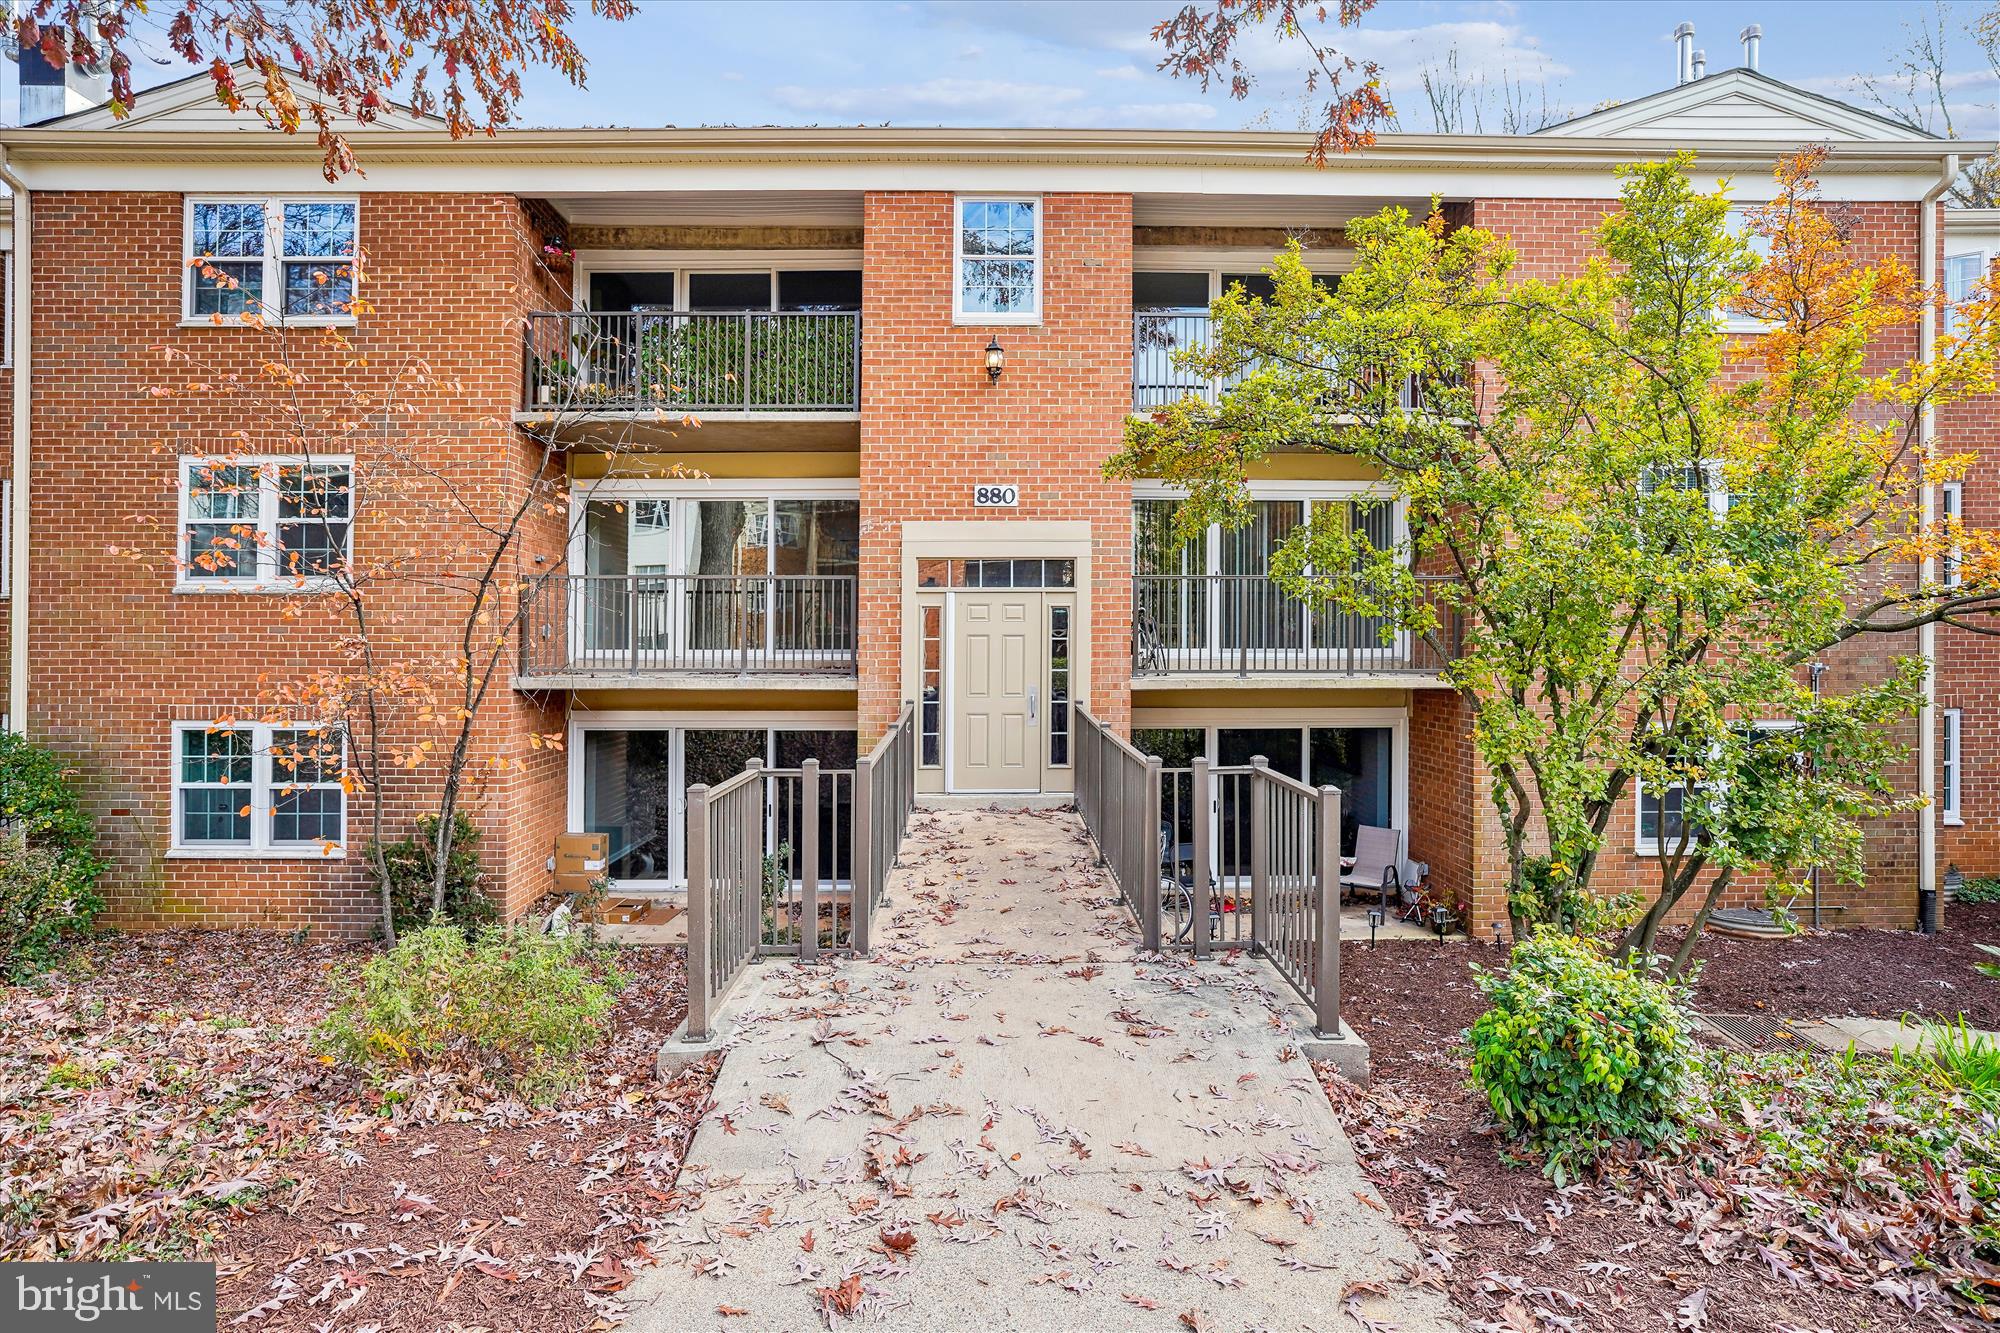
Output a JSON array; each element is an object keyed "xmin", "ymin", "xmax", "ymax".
[
  {"xmin": 1141, "ymin": 754, "xmax": 1162, "ymax": 953},
  {"xmin": 1249, "ymin": 756, "xmax": 1271, "ymax": 954},
  {"xmin": 799, "ymin": 759, "xmax": 820, "ymax": 959},
  {"xmin": 852, "ymin": 753, "xmax": 873, "ymax": 956},
  {"xmin": 626, "ymin": 575, "xmax": 639, "ymax": 675},
  {"xmin": 1315, "ymin": 784, "xmax": 1344, "ymax": 1039},
  {"xmin": 684, "ymin": 782, "xmax": 712, "ymax": 1043},
  {"xmin": 1191, "ymin": 756, "xmax": 1212, "ymax": 958}
]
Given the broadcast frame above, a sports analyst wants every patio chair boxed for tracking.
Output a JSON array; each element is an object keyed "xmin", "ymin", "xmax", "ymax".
[{"xmin": 1341, "ymin": 825, "xmax": 1405, "ymax": 911}]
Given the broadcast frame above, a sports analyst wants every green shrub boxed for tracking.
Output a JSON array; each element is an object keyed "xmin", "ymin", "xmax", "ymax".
[
  {"xmin": 1468, "ymin": 932, "xmax": 1698, "ymax": 1181},
  {"xmin": 1954, "ymin": 876, "xmax": 2000, "ymax": 905},
  {"xmin": 0, "ymin": 734, "xmax": 105, "ymax": 976},
  {"xmin": 370, "ymin": 812, "xmax": 498, "ymax": 939},
  {"xmin": 317, "ymin": 924, "xmax": 622, "ymax": 1100},
  {"xmin": 1899, "ymin": 1017, "xmax": 2000, "ymax": 1100}
]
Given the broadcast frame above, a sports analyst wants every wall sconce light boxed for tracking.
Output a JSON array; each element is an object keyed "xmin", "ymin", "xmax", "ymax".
[{"xmin": 985, "ymin": 335, "xmax": 1005, "ymax": 382}]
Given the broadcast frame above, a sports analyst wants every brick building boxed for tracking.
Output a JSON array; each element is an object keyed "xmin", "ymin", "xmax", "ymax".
[{"xmin": 0, "ymin": 58, "xmax": 1988, "ymax": 938}]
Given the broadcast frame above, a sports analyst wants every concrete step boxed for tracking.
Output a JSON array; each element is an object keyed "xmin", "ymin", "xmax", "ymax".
[{"xmin": 915, "ymin": 793, "xmax": 1076, "ymax": 812}]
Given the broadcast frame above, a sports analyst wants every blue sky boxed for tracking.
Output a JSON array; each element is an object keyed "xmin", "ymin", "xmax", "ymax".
[
  {"xmin": 86, "ymin": 0, "xmax": 1997, "ymax": 137},
  {"xmin": 488, "ymin": 0, "xmax": 1998, "ymax": 135}
]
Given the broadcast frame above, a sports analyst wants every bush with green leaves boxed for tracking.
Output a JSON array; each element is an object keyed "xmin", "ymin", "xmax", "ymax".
[
  {"xmin": 370, "ymin": 812, "xmax": 498, "ymax": 940},
  {"xmin": 317, "ymin": 924, "xmax": 622, "ymax": 1100},
  {"xmin": 1468, "ymin": 932, "xmax": 1698, "ymax": 1181},
  {"xmin": 0, "ymin": 733, "xmax": 105, "ymax": 976},
  {"xmin": 1953, "ymin": 876, "xmax": 2000, "ymax": 905}
]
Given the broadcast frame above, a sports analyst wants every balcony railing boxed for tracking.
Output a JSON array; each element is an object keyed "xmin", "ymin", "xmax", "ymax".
[
  {"xmin": 519, "ymin": 573, "xmax": 858, "ymax": 678},
  {"xmin": 523, "ymin": 310, "xmax": 861, "ymax": 413},
  {"xmin": 1133, "ymin": 312, "xmax": 1444, "ymax": 413},
  {"xmin": 1132, "ymin": 572, "xmax": 1460, "ymax": 676}
]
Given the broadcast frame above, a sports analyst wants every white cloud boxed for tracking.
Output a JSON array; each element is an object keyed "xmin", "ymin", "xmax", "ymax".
[
  {"xmin": 1095, "ymin": 64, "xmax": 1145, "ymax": 81},
  {"xmin": 767, "ymin": 74, "xmax": 1217, "ymax": 126}
]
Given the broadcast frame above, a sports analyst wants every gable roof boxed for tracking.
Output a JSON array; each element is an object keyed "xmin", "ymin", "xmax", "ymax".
[
  {"xmin": 42, "ymin": 64, "xmax": 447, "ymax": 134},
  {"xmin": 1539, "ymin": 68, "xmax": 1937, "ymax": 143}
]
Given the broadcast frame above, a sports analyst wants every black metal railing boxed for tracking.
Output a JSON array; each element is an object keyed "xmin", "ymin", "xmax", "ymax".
[
  {"xmin": 1131, "ymin": 572, "xmax": 1461, "ymax": 676},
  {"xmin": 524, "ymin": 310, "xmax": 861, "ymax": 413},
  {"xmin": 519, "ymin": 573, "xmax": 857, "ymax": 676}
]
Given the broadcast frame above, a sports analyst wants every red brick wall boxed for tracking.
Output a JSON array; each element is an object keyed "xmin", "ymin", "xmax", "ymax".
[
  {"xmin": 1938, "ymin": 383, "xmax": 2000, "ymax": 880},
  {"xmin": 24, "ymin": 191, "xmax": 565, "ymax": 935},
  {"xmin": 856, "ymin": 192, "xmax": 1134, "ymax": 742},
  {"xmin": 1433, "ymin": 194, "xmax": 1931, "ymax": 933}
]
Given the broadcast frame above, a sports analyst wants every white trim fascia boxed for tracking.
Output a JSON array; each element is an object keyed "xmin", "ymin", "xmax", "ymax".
[{"xmin": 1131, "ymin": 478, "xmax": 1394, "ymax": 500}]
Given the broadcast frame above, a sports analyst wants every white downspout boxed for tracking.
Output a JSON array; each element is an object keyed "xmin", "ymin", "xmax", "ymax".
[
  {"xmin": 1912, "ymin": 150, "xmax": 1960, "ymax": 924},
  {"xmin": 0, "ymin": 150, "xmax": 26, "ymax": 736}
]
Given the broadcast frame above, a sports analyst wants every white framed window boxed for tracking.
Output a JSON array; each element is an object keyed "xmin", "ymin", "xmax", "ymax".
[
  {"xmin": 184, "ymin": 197, "xmax": 359, "ymax": 323},
  {"xmin": 1719, "ymin": 207, "xmax": 1775, "ymax": 334},
  {"xmin": 954, "ymin": 197, "xmax": 1041, "ymax": 324},
  {"xmin": 1943, "ymin": 707, "xmax": 1963, "ymax": 825},
  {"xmin": 1946, "ymin": 252, "xmax": 1987, "ymax": 339},
  {"xmin": 1639, "ymin": 460, "xmax": 1730, "ymax": 519},
  {"xmin": 1635, "ymin": 720, "xmax": 1798, "ymax": 856},
  {"xmin": 178, "ymin": 455, "xmax": 354, "ymax": 590},
  {"xmin": 171, "ymin": 721, "xmax": 346, "ymax": 856},
  {"xmin": 1943, "ymin": 480, "xmax": 1964, "ymax": 588},
  {"xmin": 1, "ymin": 478, "xmax": 10, "ymax": 600}
]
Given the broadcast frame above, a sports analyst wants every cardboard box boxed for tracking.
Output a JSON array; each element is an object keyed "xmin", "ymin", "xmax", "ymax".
[{"xmin": 554, "ymin": 833, "xmax": 609, "ymax": 902}]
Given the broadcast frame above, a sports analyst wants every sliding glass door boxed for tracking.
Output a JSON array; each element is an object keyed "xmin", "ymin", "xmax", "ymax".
[{"xmin": 577, "ymin": 725, "xmax": 857, "ymax": 890}]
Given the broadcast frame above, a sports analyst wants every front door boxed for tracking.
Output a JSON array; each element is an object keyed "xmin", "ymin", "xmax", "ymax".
[{"xmin": 952, "ymin": 591, "xmax": 1042, "ymax": 791}]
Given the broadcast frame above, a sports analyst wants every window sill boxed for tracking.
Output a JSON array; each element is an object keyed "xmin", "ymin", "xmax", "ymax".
[
  {"xmin": 174, "ymin": 579, "xmax": 340, "ymax": 596},
  {"xmin": 952, "ymin": 312, "xmax": 1042, "ymax": 328},
  {"xmin": 177, "ymin": 316, "xmax": 357, "ymax": 331},
  {"xmin": 1943, "ymin": 814, "xmax": 1966, "ymax": 827},
  {"xmin": 166, "ymin": 845, "xmax": 346, "ymax": 860}
]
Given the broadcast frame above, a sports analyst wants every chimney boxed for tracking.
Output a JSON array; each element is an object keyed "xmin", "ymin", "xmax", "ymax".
[
  {"xmin": 14, "ymin": 38, "xmax": 109, "ymax": 125},
  {"xmin": 1691, "ymin": 49, "xmax": 1707, "ymax": 80},
  {"xmin": 1739, "ymin": 24, "xmax": 1763, "ymax": 73},
  {"xmin": 1674, "ymin": 23, "xmax": 1696, "ymax": 86}
]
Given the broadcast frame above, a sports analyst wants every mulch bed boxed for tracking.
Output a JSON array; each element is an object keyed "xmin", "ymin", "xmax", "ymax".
[
  {"xmin": 1323, "ymin": 913, "xmax": 2000, "ymax": 1331},
  {"xmin": 0, "ymin": 929, "xmax": 717, "ymax": 1332}
]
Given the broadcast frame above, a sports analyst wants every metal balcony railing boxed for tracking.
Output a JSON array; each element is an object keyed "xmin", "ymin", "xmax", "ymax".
[
  {"xmin": 519, "ymin": 573, "xmax": 858, "ymax": 677},
  {"xmin": 523, "ymin": 310, "xmax": 861, "ymax": 413},
  {"xmin": 1131, "ymin": 572, "xmax": 1461, "ymax": 676},
  {"xmin": 1132, "ymin": 312, "xmax": 1448, "ymax": 413}
]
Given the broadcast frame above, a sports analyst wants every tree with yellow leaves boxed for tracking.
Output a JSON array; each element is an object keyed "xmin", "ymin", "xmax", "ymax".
[{"xmin": 1111, "ymin": 148, "xmax": 1998, "ymax": 968}]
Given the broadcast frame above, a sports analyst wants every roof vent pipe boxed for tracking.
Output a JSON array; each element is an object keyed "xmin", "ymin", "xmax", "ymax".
[
  {"xmin": 1692, "ymin": 49, "xmax": 1707, "ymax": 80},
  {"xmin": 1740, "ymin": 24, "xmax": 1762, "ymax": 72},
  {"xmin": 1674, "ymin": 23, "xmax": 1696, "ymax": 85}
]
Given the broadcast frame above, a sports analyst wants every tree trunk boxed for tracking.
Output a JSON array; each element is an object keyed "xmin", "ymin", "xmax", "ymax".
[{"xmin": 1668, "ymin": 868, "xmax": 1734, "ymax": 977}]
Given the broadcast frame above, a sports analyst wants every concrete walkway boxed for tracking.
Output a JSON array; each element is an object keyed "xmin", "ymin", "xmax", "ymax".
[{"xmin": 624, "ymin": 809, "xmax": 1459, "ymax": 1333}]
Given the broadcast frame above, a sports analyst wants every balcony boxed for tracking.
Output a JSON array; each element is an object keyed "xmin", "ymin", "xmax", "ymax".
[
  {"xmin": 520, "ymin": 310, "xmax": 861, "ymax": 447},
  {"xmin": 1132, "ymin": 573, "xmax": 1460, "ymax": 682},
  {"xmin": 1132, "ymin": 312, "xmax": 1444, "ymax": 413},
  {"xmin": 517, "ymin": 573, "xmax": 857, "ymax": 689}
]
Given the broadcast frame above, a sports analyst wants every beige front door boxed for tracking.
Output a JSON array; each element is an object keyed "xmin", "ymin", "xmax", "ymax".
[{"xmin": 952, "ymin": 591, "xmax": 1042, "ymax": 791}]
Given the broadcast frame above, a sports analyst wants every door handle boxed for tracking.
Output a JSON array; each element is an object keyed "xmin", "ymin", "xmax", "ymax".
[{"xmin": 1027, "ymin": 686, "xmax": 1039, "ymax": 723}]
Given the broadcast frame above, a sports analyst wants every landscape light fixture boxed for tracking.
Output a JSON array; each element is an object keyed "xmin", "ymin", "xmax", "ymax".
[
  {"xmin": 1367, "ymin": 907, "xmax": 1384, "ymax": 948},
  {"xmin": 985, "ymin": 335, "xmax": 1005, "ymax": 382}
]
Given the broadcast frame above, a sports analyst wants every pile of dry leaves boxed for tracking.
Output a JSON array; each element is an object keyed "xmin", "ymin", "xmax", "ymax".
[{"xmin": 0, "ymin": 930, "xmax": 718, "ymax": 1331}]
